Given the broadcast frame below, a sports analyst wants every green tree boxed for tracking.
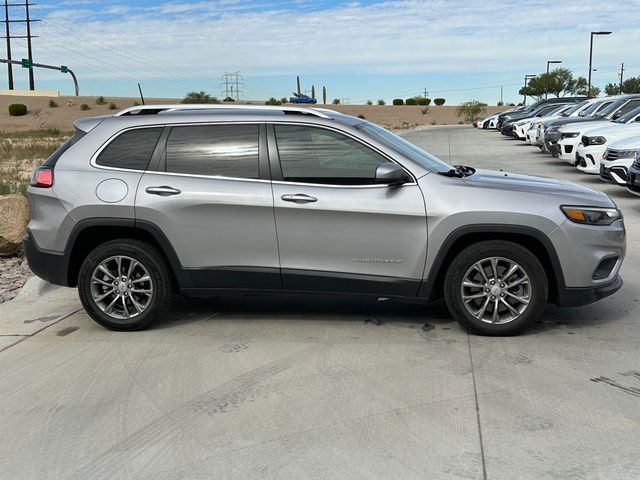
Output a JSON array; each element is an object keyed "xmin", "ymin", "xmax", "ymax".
[
  {"xmin": 621, "ymin": 77, "xmax": 640, "ymax": 94},
  {"xmin": 311, "ymin": 85, "xmax": 316, "ymax": 99},
  {"xmin": 377, "ymin": 99, "xmax": 385, "ymax": 105},
  {"xmin": 332, "ymin": 98, "xmax": 340, "ymax": 105},
  {"xmin": 182, "ymin": 91, "xmax": 220, "ymax": 104},
  {"xmin": 605, "ymin": 83, "xmax": 620, "ymax": 95},
  {"xmin": 519, "ymin": 68, "xmax": 586, "ymax": 99},
  {"xmin": 456, "ymin": 100, "xmax": 487, "ymax": 123}
]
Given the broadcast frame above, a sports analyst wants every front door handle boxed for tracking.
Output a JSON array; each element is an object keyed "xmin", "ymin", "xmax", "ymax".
[
  {"xmin": 281, "ymin": 193, "xmax": 318, "ymax": 204},
  {"xmin": 145, "ymin": 186, "xmax": 182, "ymax": 196}
]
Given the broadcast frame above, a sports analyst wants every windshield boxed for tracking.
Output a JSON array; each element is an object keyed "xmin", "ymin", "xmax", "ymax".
[
  {"xmin": 595, "ymin": 99, "xmax": 624, "ymax": 118},
  {"xmin": 547, "ymin": 104, "xmax": 570, "ymax": 116},
  {"xmin": 562, "ymin": 100, "xmax": 589, "ymax": 116},
  {"xmin": 355, "ymin": 122, "xmax": 451, "ymax": 173},
  {"xmin": 614, "ymin": 105, "xmax": 640, "ymax": 124}
]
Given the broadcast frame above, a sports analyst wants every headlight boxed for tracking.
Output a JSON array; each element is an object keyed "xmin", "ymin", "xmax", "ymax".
[
  {"xmin": 588, "ymin": 136, "xmax": 606, "ymax": 145},
  {"xmin": 561, "ymin": 132, "xmax": 579, "ymax": 138},
  {"xmin": 617, "ymin": 150, "xmax": 637, "ymax": 158},
  {"xmin": 561, "ymin": 206, "xmax": 621, "ymax": 226}
]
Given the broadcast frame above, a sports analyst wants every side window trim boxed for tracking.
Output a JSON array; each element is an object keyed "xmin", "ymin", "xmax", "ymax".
[
  {"xmin": 266, "ymin": 122, "xmax": 415, "ymax": 186},
  {"xmin": 147, "ymin": 126, "xmax": 171, "ymax": 172}
]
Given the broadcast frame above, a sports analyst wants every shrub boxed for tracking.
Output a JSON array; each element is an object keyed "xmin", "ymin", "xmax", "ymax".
[
  {"xmin": 434, "ymin": 98, "xmax": 446, "ymax": 106},
  {"xmin": 456, "ymin": 100, "xmax": 487, "ymax": 123},
  {"xmin": 48, "ymin": 99, "xmax": 58, "ymax": 108},
  {"xmin": 416, "ymin": 97, "xmax": 428, "ymax": 106},
  {"xmin": 223, "ymin": 96, "xmax": 235, "ymax": 102},
  {"xmin": 8, "ymin": 104, "xmax": 27, "ymax": 116},
  {"xmin": 182, "ymin": 91, "xmax": 220, "ymax": 104},
  {"xmin": 392, "ymin": 98, "xmax": 404, "ymax": 105},
  {"xmin": 366, "ymin": 100, "xmax": 373, "ymax": 105},
  {"xmin": 96, "ymin": 96, "xmax": 106, "ymax": 105},
  {"xmin": 265, "ymin": 97, "xmax": 282, "ymax": 105},
  {"xmin": 497, "ymin": 101, "xmax": 504, "ymax": 106},
  {"xmin": 133, "ymin": 101, "xmax": 140, "ymax": 106},
  {"xmin": 357, "ymin": 114, "xmax": 366, "ymax": 119},
  {"xmin": 377, "ymin": 99, "xmax": 385, "ymax": 105},
  {"xmin": 108, "ymin": 102, "xmax": 117, "ymax": 110},
  {"xmin": 405, "ymin": 98, "xmax": 418, "ymax": 106},
  {"xmin": 80, "ymin": 103, "xmax": 90, "ymax": 111},
  {"xmin": 280, "ymin": 97, "xmax": 288, "ymax": 104},
  {"xmin": 420, "ymin": 107, "xmax": 429, "ymax": 115},
  {"xmin": 332, "ymin": 98, "xmax": 340, "ymax": 105}
]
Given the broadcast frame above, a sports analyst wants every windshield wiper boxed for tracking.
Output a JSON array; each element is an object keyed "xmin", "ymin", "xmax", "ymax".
[{"xmin": 438, "ymin": 165, "xmax": 476, "ymax": 178}]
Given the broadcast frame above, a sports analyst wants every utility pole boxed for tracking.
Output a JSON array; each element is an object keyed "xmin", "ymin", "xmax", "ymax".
[
  {"xmin": 619, "ymin": 62, "xmax": 625, "ymax": 93},
  {"xmin": 296, "ymin": 76, "xmax": 301, "ymax": 96},
  {"xmin": 523, "ymin": 74, "xmax": 536, "ymax": 105},
  {"xmin": 1, "ymin": 0, "xmax": 39, "ymax": 90},
  {"xmin": 3, "ymin": 1, "xmax": 12, "ymax": 89},
  {"xmin": 322, "ymin": 86, "xmax": 326, "ymax": 104},
  {"xmin": 423, "ymin": 87, "xmax": 428, "ymax": 100},
  {"xmin": 588, "ymin": 31, "xmax": 612, "ymax": 97},
  {"xmin": 500, "ymin": 86, "xmax": 503, "ymax": 105},
  {"xmin": 220, "ymin": 71, "xmax": 243, "ymax": 101}
]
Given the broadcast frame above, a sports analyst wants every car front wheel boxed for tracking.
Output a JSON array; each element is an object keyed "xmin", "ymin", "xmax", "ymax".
[
  {"xmin": 444, "ymin": 240, "xmax": 548, "ymax": 336},
  {"xmin": 78, "ymin": 239, "xmax": 174, "ymax": 331}
]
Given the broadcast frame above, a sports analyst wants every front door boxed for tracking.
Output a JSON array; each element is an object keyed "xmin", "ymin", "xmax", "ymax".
[{"xmin": 268, "ymin": 123, "xmax": 427, "ymax": 296}]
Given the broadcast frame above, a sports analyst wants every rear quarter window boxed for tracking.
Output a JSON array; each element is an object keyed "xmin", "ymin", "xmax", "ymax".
[{"xmin": 96, "ymin": 127, "xmax": 163, "ymax": 170}]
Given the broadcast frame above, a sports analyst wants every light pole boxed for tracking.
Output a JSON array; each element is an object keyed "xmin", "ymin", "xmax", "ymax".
[
  {"xmin": 523, "ymin": 74, "xmax": 536, "ymax": 105},
  {"xmin": 545, "ymin": 60, "xmax": 562, "ymax": 98},
  {"xmin": 588, "ymin": 31, "xmax": 611, "ymax": 97}
]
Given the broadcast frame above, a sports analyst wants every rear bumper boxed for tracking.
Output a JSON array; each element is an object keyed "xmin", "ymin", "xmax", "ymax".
[
  {"xmin": 22, "ymin": 230, "xmax": 70, "ymax": 287},
  {"xmin": 556, "ymin": 275, "xmax": 623, "ymax": 307}
]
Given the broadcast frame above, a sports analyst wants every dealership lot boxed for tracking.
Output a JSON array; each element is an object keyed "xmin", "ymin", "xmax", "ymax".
[{"xmin": 2, "ymin": 125, "xmax": 640, "ymax": 479}]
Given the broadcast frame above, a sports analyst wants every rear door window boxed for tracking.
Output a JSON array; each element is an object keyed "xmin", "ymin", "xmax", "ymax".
[
  {"xmin": 96, "ymin": 127, "xmax": 163, "ymax": 170},
  {"xmin": 165, "ymin": 124, "xmax": 259, "ymax": 179}
]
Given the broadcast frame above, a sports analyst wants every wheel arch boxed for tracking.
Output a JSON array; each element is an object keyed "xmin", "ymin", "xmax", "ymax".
[
  {"xmin": 64, "ymin": 218, "xmax": 185, "ymax": 289},
  {"xmin": 419, "ymin": 225, "xmax": 564, "ymax": 303}
]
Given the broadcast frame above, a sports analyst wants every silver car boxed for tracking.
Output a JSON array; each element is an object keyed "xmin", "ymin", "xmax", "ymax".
[{"xmin": 24, "ymin": 105, "xmax": 626, "ymax": 335}]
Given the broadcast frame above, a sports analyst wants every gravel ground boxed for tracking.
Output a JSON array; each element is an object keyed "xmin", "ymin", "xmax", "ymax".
[{"xmin": 0, "ymin": 249, "xmax": 31, "ymax": 302}]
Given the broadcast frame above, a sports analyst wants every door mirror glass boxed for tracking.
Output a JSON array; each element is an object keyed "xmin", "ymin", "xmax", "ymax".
[{"xmin": 375, "ymin": 162, "xmax": 410, "ymax": 185}]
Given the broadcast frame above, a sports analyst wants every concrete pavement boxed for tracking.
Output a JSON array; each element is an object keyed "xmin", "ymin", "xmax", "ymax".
[{"xmin": 1, "ymin": 126, "xmax": 639, "ymax": 479}]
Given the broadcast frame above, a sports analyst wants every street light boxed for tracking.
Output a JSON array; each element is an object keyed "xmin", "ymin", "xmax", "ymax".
[
  {"xmin": 523, "ymin": 74, "xmax": 536, "ymax": 105},
  {"xmin": 588, "ymin": 31, "xmax": 612, "ymax": 97},
  {"xmin": 545, "ymin": 60, "xmax": 562, "ymax": 98}
]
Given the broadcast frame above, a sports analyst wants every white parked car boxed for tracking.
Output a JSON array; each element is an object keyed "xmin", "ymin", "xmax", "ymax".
[
  {"xmin": 537, "ymin": 98, "xmax": 611, "ymax": 152},
  {"xmin": 511, "ymin": 104, "xmax": 571, "ymax": 140},
  {"xmin": 524, "ymin": 104, "xmax": 575, "ymax": 144},
  {"xmin": 600, "ymin": 135, "xmax": 640, "ymax": 185},
  {"xmin": 575, "ymin": 107, "xmax": 640, "ymax": 174}
]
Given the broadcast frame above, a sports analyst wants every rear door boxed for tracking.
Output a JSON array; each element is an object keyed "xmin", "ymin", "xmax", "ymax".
[
  {"xmin": 268, "ymin": 123, "xmax": 427, "ymax": 296},
  {"xmin": 135, "ymin": 122, "xmax": 281, "ymax": 290}
]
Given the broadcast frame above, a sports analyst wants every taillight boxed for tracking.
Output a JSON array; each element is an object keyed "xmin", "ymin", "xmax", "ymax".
[{"xmin": 30, "ymin": 167, "xmax": 53, "ymax": 188}]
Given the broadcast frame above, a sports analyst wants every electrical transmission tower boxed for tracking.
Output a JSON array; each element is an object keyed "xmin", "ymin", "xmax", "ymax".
[
  {"xmin": 220, "ymin": 71, "xmax": 243, "ymax": 101},
  {"xmin": 2, "ymin": 0, "xmax": 39, "ymax": 90}
]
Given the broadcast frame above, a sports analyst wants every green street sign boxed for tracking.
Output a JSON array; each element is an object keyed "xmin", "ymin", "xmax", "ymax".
[
  {"xmin": 21, "ymin": 58, "xmax": 32, "ymax": 68},
  {"xmin": 60, "ymin": 65, "xmax": 68, "ymax": 73}
]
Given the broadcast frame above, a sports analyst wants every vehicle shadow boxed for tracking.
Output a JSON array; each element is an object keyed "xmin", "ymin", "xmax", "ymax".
[{"xmin": 155, "ymin": 294, "xmax": 457, "ymax": 330}]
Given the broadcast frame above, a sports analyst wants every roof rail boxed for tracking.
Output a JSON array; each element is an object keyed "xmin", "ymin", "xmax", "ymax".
[{"xmin": 114, "ymin": 104, "xmax": 332, "ymax": 119}]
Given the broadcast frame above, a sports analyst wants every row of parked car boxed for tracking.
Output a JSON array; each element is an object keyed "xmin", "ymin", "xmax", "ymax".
[{"xmin": 475, "ymin": 94, "xmax": 640, "ymax": 194}]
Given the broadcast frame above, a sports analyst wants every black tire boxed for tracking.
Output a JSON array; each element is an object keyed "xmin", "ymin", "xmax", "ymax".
[
  {"xmin": 78, "ymin": 239, "xmax": 174, "ymax": 331},
  {"xmin": 444, "ymin": 240, "xmax": 548, "ymax": 336}
]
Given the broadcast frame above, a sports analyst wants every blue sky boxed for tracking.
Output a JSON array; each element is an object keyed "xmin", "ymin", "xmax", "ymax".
[{"xmin": 3, "ymin": 0, "xmax": 639, "ymax": 104}]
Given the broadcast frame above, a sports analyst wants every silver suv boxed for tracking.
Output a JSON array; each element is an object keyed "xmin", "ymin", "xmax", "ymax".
[{"xmin": 24, "ymin": 105, "xmax": 626, "ymax": 335}]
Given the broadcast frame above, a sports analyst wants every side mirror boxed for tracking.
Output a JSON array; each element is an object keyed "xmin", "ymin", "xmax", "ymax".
[
  {"xmin": 375, "ymin": 162, "xmax": 410, "ymax": 186},
  {"xmin": 612, "ymin": 112, "xmax": 621, "ymax": 120}
]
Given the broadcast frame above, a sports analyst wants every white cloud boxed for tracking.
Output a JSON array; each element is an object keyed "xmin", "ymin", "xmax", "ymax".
[{"xmin": 26, "ymin": 0, "xmax": 640, "ymax": 96}]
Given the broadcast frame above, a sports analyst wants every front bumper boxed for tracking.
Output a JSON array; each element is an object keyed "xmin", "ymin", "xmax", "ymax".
[
  {"xmin": 626, "ymin": 164, "xmax": 640, "ymax": 195},
  {"xmin": 544, "ymin": 131, "xmax": 562, "ymax": 155},
  {"xmin": 576, "ymin": 144, "xmax": 606, "ymax": 174},
  {"xmin": 601, "ymin": 158, "xmax": 634, "ymax": 185},
  {"xmin": 556, "ymin": 275, "xmax": 623, "ymax": 307},
  {"xmin": 558, "ymin": 137, "xmax": 582, "ymax": 164}
]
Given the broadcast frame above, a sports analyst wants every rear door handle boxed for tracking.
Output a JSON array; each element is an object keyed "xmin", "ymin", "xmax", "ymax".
[
  {"xmin": 281, "ymin": 193, "xmax": 318, "ymax": 204},
  {"xmin": 145, "ymin": 186, "xmax": 182, "ymax": 196}
]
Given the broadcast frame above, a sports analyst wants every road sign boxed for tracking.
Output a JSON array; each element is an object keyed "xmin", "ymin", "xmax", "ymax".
[
  {"xmin": 60, "ymin": 65, "xmax": 68, "ymax": 73},
  {"xmin": 21, "ymin": 58, "xmax": 32, "ymax": 69}
]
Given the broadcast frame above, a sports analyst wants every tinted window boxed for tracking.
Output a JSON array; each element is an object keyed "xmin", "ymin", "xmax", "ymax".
[
  {"xmin": 275, "ymin": 125, "xmax": 388, "ymax": 185},
  {"xmin": 166, "ymin": 125, "xmax": 259, "ymax": 178},
  {"xmin": 615, "ymin": 99, "xmax": 640, "ymax": 117},
  {"xmin": 97, "ymin": 128, "xmax": 162, "ymax": 170}
]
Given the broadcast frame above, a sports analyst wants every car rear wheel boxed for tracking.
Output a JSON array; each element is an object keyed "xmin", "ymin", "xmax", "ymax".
[
  {"xmin": 78, "ymin": 239, "xmax": 174, "ymax": 331},
  {"xmin": 444, "ymin": 240, "xmax": 548, "ymax": 336}
]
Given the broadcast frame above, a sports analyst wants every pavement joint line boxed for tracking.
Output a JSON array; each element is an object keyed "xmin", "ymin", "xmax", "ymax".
[
  {"xmin": 0, "ymin": 307, "xmax": 83, "ymax": 354},
  {"xmin": 467, "ymin": 332, "xmax": 488, "ymax": 480}
]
